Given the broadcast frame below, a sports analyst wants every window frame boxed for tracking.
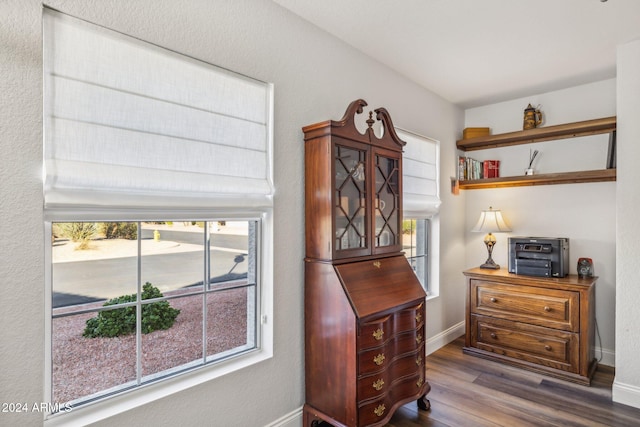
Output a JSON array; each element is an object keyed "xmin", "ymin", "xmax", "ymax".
[
  {"xmin": 402, "ymin": 216, "xmax": 439, "ymax": 299},
  {"xmin": 403, "ymin": 218, "xmax": 430, "ymax": 292},
  {"xmin": 42, "ymin": 7, "xmax": 275, "ymax": 425},
  {"xmin": 44, "ymin": 211, "xmax": 274, "ymax": 426},
  {"xmin": 397, "ymin": 128, "xmax": 440, "ymax": 300}
]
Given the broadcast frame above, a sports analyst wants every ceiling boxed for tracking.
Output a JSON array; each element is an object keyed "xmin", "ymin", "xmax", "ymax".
[{"xmin": 272, "ymin": 0, "xmax": 640, "ymax": 108}]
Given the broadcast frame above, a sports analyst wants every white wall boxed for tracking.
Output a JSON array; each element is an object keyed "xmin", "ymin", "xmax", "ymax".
[
  {"xmin": 614, "ymin": 38, "xmax": 640, "ymax": 409},
  {"xmin": 0, "ymin": 1, "xmax": 465, "ymax": 426},
  {"xmin": 464, "ymin": 79, "xmax": 617, "ymax": 365}
]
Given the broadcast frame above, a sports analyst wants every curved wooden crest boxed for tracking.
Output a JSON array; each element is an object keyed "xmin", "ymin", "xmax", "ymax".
[{"xmin": 332, "ymin": 99, "xmax": 406, "ymax": 151}]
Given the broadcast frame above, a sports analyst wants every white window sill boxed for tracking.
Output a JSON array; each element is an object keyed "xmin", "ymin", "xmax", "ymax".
[{"xmin": 44, "ymin": 347, "xmax": 272, "ymax": 427}]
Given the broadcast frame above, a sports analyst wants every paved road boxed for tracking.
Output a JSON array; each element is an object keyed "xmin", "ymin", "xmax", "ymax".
[{"xmin": 53, "ymin": 230, "xmax": 249, "ymax": 308}]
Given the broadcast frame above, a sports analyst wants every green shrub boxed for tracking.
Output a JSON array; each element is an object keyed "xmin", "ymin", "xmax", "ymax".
[
  {"xmin": 83, "ymin": 283, "xmax": 180, "ymax": 338},
  {"xmin": 100, "ymin": 222, "xmax": 138, "ymax": 240},
  {"xmin": 56, "ymin": 222, "xmax": 97, "ymax": 250},
  {"xmin": 402, "ymin": 219, "xmax": 416, "ymax": 235}
]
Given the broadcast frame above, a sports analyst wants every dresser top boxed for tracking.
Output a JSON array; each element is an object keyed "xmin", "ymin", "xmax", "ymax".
[{"xmin": 463, "ymin": 267, "xmax": 597, "ymax": 289}]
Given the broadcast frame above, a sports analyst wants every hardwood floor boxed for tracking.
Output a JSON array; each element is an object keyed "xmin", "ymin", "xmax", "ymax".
[{"xmin": 382, "ymin": 335, "xmax": 640, "ymax": 427}]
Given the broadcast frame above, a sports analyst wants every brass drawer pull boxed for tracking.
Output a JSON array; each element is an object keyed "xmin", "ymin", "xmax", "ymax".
[
  {"xmin": 490, "ymin": 332, "xmax": 497, "ymax": 339},
  {"xmin": 490, "ymin": 297, "xmax": 497, "ymax": 303},
  {"xmin": 544, "ymin": 306, "xmax": 552, "ymax": 312},
  {"xmin": 373, "ymin": 353, "xmax": 385, "ymax": 365},
  {"xmin": 373, "ymin": 378, "xmax": 384, "ymax": 391},
  {"xmin": 545, "ymin": 345, "xmax": 552, "ymax": 351},
  {"xmin": 374, "ymin": 404, "xmax": 385, "ymax": 417},
  {"xmin": 372, "ymin": 328, "xmax": 384, "ymax": 340}
]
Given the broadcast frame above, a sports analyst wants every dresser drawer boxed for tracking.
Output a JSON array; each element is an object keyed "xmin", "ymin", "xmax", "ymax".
[
  {"xmin": 357, "ymin": 343, "xmax": 425, "ymax": 401},
  {"xmin": 357, "ymin": 374, "xmax": 425, "ymax": 426},
  {"xmin": 359, "ymin": 303, "xmax": 424, "ymax": 350},
  {"xmin": 358, "ymin": 330, "xmax": 424, "ymax": 375},
  {"xmin": 470, "ymin": 315, "xmax": 579, "ymax": 373},
  {"xmin": 470, "ymin": 279, "xmax": 579, "ymax": 332}
]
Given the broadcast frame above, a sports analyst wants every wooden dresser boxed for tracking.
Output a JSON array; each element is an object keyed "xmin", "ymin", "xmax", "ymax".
[
  {"xmin": 303, "ymin": 100, "xmax": 430, "ymax": 427},
  {"xmin": 463, "ymin": 268, "xmax": 597, "ymax": 385}
]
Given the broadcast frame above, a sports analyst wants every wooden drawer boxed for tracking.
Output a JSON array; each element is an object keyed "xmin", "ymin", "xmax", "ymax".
[
  {"xmin": 470, "ymin": 314, "xmax": 579, "ymax": 373},
  {"xmin": 357, "ymin": 343, "xmax": 425, "ymax": 401},
  {"xmin": 470, "ymin": 279, "xmax": 579, "ymax": 332},
  {"xmin": 359, "ymin": 303, "xmax": 424, "ymax": 349},
  {"xmin": 358, "ymin": 329, "xmax": 424, "ymax": 375},
  {"xmin": 357, "ymin": 374, "xmax": 425, "ymax": 426}
]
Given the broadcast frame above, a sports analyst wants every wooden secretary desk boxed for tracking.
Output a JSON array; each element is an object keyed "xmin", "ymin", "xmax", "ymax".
[{"xmin": 303, "ymin": 99, "xmax": 430, "ymax": 427}]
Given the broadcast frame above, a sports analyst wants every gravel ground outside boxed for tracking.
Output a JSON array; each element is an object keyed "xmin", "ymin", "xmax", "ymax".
[
  {"xmin": 51, "ymin": 224, "xmax": 251, "ymax": 405},
  {"xmin": 52, "ymin": 283, "xmax": 248, "ymax": 405}
]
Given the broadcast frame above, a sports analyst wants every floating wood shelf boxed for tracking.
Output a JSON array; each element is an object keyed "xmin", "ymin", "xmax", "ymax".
[
  {"xmin": 458, "ymin": 168, "xmax": 616, "ymax": 190},
  {"xmin": 456, "ymin": 116, "xmax": 617, "ymax": 188},
  {"xmin": 456, "ymin": 116, "xmax": 616, "ymax": 152}
]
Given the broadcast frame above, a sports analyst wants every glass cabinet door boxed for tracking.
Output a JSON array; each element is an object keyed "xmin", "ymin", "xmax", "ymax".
[
  {"xmin": 374, "ymin": 153, "xmax": 400, "ymax": 249},
  {"xmin": 335, "ymin": 144, "xmax": 367, "ymax": 252}
]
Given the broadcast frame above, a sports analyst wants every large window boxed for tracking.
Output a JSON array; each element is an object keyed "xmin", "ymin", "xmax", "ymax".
[
  {"xmin": 51, "ymin": 220, "xmax": 258, "ymax": 406},
  {"xmin": 397, "ymin": 129, "xmax": 440, "ymax": 296},
  {"xmin": 43, "ymin": 8, "xmax": 273, "ymax": 422}
]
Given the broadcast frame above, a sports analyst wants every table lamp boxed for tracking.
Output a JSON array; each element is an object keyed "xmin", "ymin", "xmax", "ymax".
[{"xmin": 472, "ymin": 206, "xmax": 511, "ymax": 269}]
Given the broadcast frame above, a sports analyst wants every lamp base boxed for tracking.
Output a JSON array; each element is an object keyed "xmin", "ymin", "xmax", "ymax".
[
  {"xmin": 480, "ymin": 261, "xmax": 500, "ymax": 270},
  {"xmin": 480, "ymin": 234, "xmax": 500, "ymax": 269},
  {"xmin": 480, "ymin": 256, "xmax": 500, "ymax": 269}
]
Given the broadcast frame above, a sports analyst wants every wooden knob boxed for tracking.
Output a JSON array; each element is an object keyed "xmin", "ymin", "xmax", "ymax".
[
  {"xmin": 545, "ymin": 345, "xmax": 552, "ymax": 351},
  {"xmin": 490, "ymin": 333, "xmax": 497, "ymax": 339},
  {"xmin": 544, "ymin": 306, "xmax": 551, "ymax": 312},
  {"xmin": 490, "ymin": 297, "xmax": 497, "ymax": 303}
]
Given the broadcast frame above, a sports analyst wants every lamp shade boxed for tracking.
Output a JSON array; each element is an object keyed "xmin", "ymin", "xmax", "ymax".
[{"xmin": 472, "ymin": 207, "xmax": 511, "ymax": 233}]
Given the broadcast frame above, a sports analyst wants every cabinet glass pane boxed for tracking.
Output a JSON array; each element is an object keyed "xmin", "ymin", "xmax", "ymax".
[
  {"xmin": 335, "ymin": 145, "xmax": 367, "ymax": 251},
  {"xmin": 375, "ymin": 154, "xmax": 399, "ymax": 247}
]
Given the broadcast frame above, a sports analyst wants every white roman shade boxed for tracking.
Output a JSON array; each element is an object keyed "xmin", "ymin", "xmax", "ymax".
[
  {"xmin": 43, "ymin": 9, "xmax": 274, "ymax": 210},
  {"xmin": 397, "ymin": 129, "xmax": 441, "ymax": 218}
]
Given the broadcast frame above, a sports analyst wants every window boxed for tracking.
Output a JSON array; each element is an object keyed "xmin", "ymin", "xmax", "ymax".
[
  {"xmin": 43, "ymin": 8, "xmax": 273, "ymax": 421},
  {"xmin": 397, "ymin": 129, "xmax": 440, "ymax": 296},
  {"xmin": 403, "ymin": 218, "xmax": 430, "ymax": 290},
  {"xmin": 51, "ymin": 220, "xmax": 259, "ymax": 406}
]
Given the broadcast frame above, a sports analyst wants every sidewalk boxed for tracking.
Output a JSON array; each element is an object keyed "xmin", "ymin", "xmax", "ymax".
[
  {"xmin": 53, "ymin": 222, "xmax": 247, "ymax": 263},
  {"xmin": 52, "ymin": 238, "xmax": 202, "ymax": 263}
]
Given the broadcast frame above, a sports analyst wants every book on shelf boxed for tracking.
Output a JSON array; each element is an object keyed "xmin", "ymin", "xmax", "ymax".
[
  {"xmin": 484, "ymin": 160, "xmax": 500, "ymax": 179},
  {"xmin": 458, "ymin": 156, "xmax": 500, "ymax": 180}
]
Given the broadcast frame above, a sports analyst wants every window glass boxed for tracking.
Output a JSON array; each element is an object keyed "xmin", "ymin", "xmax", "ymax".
[
  {"xmin": 403, "ymin": 218, "xmax": 429, "ymax": 292},
  {"xmin": 51, "ymin": 220, "xmax": 258, "ymax": 407}
]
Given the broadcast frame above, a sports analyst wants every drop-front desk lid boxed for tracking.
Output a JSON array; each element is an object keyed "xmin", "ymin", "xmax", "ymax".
[{"xmin": 335, "ymin": 255, "xmax": 426, "ymax": 319}]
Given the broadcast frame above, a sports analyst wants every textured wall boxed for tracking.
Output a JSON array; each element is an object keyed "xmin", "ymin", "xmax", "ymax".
[
  {"xmin": 0, "ymin": 1, "xmax": 46, "ymax": 426},
  {"xmin": 0, "ymin": 1, "xmax": 463, "ymax": 426},
  {"xmin": 464, "ymin": 80, "xmax": 618, "ymax": 364},
  {"xmin": 614, "ymin": 38, "xmax": 640, "ymax": 409}
]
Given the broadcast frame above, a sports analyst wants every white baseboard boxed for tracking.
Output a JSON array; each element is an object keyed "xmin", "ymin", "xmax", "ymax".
[
  {"xmin": 595, "ymin": 346, "xmax": 615, "ymax": 367},
  {"xmin": 426, "ymin": 321, "xmax": 465, "ymax": 356},
  {"xmin": 613, "ymin": 379, "xmax": 640, "ymax": 410},
  {"xmin": 263, "ymin": 406, "xmax": 303, "ymax": 427}
]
